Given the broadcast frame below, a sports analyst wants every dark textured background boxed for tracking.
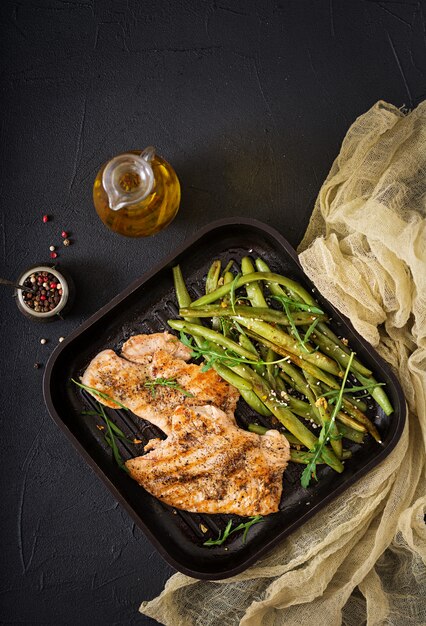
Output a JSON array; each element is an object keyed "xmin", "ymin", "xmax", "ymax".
[{"xmin": 0, "ymin": 1, "xmax": 424, "ymax": 624}]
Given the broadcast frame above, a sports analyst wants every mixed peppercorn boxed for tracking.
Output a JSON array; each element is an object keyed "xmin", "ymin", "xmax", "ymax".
[{"xmin": 22, "ymin": 271, "xmax": 63, "ymax": 313}]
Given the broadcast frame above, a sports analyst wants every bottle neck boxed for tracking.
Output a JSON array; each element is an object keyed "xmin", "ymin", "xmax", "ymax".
[{"xmin": 102, "ymin": 151, "xmax": 155, "ymax": 211}]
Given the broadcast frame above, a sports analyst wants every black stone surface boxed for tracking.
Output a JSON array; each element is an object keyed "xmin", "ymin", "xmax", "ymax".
[{"xmin": 0, "ymin": 1, "xmax": 424, "ymax": 624}]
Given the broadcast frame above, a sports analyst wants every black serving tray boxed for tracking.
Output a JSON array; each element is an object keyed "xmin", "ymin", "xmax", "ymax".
[{"xmin": 43, "ymin": 218, "xmax": 406, "ymax": 580}]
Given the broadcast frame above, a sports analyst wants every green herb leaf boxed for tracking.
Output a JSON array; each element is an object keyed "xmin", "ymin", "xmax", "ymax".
[
  {"xmin": 303, "ymin": 317, "xmax": 320, "ymax": 345},
  {"xmin": 73, "ymin": 379, "xmax": 134, "ymax": 471},
  {"xmin": 321, "ymin": 382, "xmax": 385, "ymax": 401},
  {"xmin": 281, "ymin": 300, "xmax": 309, "ymax": 352},
  {"xmin": 98, "ymin": 403, "xmax": 129, "ymax": 473},
  {"xmin": 272, "ymin": 295, "xmax": 324, "ymax": 315},
  {"xmin": 71, "ymin": 378, "xmax": 129, "ymax": 410},
  {"xmin": 143, "ymin": 377, "xmax": 194, "ymax": 398},
  {"xmin": 203, "ymin": 515, "xmax": 264, "ymax": 546}
]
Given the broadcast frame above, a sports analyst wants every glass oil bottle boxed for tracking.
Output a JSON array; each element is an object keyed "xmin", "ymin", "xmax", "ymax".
[{"xmin": 93, "ymin": 147, "xmax": 180, "ymax": 237}]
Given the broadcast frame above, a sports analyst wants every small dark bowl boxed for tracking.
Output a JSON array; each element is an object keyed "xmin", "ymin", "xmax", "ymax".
[{"xmin": 15, "ymin": 264, "xmax": 75, "ymax": 322}]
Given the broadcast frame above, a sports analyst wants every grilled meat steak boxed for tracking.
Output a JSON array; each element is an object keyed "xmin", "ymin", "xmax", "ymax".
[
  {"xmin": 125, "ymin": 404, "xmax": 290, "ymax": 516},
  {"xmin": 81, "ymin": 333, "xmax": 239, "ymax": 434}
]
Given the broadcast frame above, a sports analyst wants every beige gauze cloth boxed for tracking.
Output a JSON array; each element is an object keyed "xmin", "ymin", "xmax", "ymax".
[{"xmin": 140, "ymin": 100, "xmax": 426, "ymax": 626}]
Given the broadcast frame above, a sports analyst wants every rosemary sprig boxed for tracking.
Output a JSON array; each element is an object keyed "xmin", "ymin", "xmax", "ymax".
[
  {"xmin": 203, "ymin": 515, "xmax": 264, "ymax": 546},
  {"xmin": 143, "ymin": 377, "xmax": 194, "ymax": 398},
  {"xmin": 301, "ymin": 352, "xmax": 355, "ymax": 489}
]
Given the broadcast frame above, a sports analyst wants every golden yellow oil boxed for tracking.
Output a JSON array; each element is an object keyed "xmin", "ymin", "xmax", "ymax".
[{"xmin": 93, "ymin": 152, "xmax": 180, "ymax": 237}]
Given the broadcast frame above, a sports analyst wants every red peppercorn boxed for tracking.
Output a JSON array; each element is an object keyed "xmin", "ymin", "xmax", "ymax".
[
  {"xmin": 61, "ymin": 231, "xmax": 68, "ymax": 238},
  {"xmin": 50, "ymin": 251, "xmax": 58, "ymax": 259},
  {"xmin": 50, "ymin": 282, "xmax": 57, "ymax": 289},
  {"xmin": 40, "ymin": 295, "xmax": 46, "ymax": 301},
  {"xmin": 43, "ymin": 215, "xmax": 49, "ymax": 223}
]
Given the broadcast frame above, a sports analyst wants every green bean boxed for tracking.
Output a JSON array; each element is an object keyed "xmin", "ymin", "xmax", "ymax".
[
  {"xmin": 211, "ymin": 362, "xmax": 254, "ymax": 392},
  {"xmin": 254, "ymin": 258, "xmax": 301, "ymax": 301},
  {"xmin": 355, "ymin": 372, "xmax": 394, "ymax": 417},
  {"xmin": 206, "ymin": 260, "xmax": 222, "ymax": 330},
  {"xmin": 317, "ymin": 322, "xmax": 350, "ymax": 356},
  {"xmin": 206, "ymin": 260, "xmax": 221, "ymax": 294},
  {"xmin": 309, "ymin": 327, "xmax": 372, "ymax": 378},
  {"xmin": 167, "ymin": 320, "xmax": 259, "ymax": 362},
  {"xmin": 180, "ymin": 305, "xmax": 325, "ymax": 326},
  {"xmin": 190, "ymin": 272, "xmax": 317, "ymax": 308},
  {"xmin": 241, "ymin": 256, "xmax": 268, "ymax": 308},
  {"xmin": 231, "ymin": 316, "xmax": 343, "ymax": 377},
  {"xmin": 221, "ymin": 260, "xmax": 234, "ymax": 278},
  {"xmin": 247, "ymin": 423, "xmax": 303, "ymax": 446},
  {"xmin": 340, "ymin": 396, "xmax": 381, "ymax": 442},
  {"xmin": 239, "ymin": 334, "xmax": 266, "ymax": 377},
  {"xmin": 242, "ymin": 327, "xmax": 342, "ymax": 387},
  {"xmin": 173, "ymin": 265, "xmax": 193, "ymax": 310},
  {"xmin": 334, "ymin": 411, "xmax": 367, "ymax": 435},
  {"xmin": 239, "ymin": 388, "xmax": 272, "ymax": 416},
  {"xmin": 248, "ymin": 423, "xmax": 269, "ymax": 435},
  {"xmin": 265, "ymin": 348, "xmax": 278, "ymax": 389}
]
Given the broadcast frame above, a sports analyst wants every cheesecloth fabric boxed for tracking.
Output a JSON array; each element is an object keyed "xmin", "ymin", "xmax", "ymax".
[{"xmin": 140, "ymin": 100, "xmax": 426, "ymax": 626}]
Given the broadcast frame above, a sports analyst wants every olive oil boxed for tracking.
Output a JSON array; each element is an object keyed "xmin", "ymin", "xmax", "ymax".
[{"xmin": 93, "ymin": 149, "xmax": 180, "ymax": 237}]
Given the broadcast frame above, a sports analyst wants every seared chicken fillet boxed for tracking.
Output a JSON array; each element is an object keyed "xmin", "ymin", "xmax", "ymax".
[
  {"xmin": 125, "ymin": 405, "xmax": 290, "ymax": 516},
  {"xmin": 81, "ymin": 333, "xmax": 239, "ymax": 435},
  {"xmin": 121, "ymin": 332, "xmax": 192, "ymax": 364}
]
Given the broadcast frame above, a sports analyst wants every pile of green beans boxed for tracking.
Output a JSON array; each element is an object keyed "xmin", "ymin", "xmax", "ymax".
[{"xmin": 169, "ymin": 256, "xmax": 393, "ymax": 485}]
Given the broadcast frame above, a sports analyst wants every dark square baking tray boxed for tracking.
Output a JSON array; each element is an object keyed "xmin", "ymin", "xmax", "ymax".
[{"xmin": 43, "ymin": 218, "xmax": 406, "ymax": 580}]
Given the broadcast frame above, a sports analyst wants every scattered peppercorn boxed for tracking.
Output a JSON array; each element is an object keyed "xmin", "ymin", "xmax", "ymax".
[
  {"xmin": 59, "ymin": 336, "xmax": 64, "ymax": 342},
  {"xmin": 34, "ymin": 362, "xmax": 42, "ymax": 369},
  {"xmin": 40, "ymin": 338, "xmax": 47, "ymax": 344},
  {"xmin": 49, "ymin": 245, "xmax": 55, "ymax": 252},
  {"xmin": 43, "ymin": 215, "xmax": 49, "ymax": 223},
  {"xmin": 63, "ymin": 238, "xmax": 70, "ymax": 247},
  {"xmin": 50, "ymin": 251, "xmax": 58, "ymax": 259},
  {"xmin": 61, "ymin": 231, "xmax": 68, "ymax": 238}
]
